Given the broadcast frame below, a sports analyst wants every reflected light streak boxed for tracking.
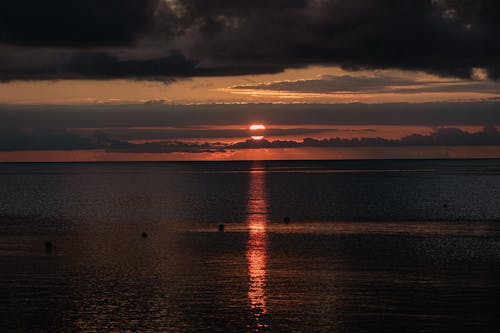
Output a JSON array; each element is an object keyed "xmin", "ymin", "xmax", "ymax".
[{"xmin": 246, "ymin": 163, "xmax": 269, "ymax": 330}]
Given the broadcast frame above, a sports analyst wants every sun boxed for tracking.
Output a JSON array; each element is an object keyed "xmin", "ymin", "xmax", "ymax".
[
  {"xmin": 249, "ymin": 124, "xmax": 266, "ymax": 131},
  {"xmin": 249, "ymin": 124, "xmax": 266, "ymax": 140}
]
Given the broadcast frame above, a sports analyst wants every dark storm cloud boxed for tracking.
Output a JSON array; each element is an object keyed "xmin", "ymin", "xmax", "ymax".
[
  {"xmin": 0, "ymin": 51, "xmax": 195, "ymax": 82},
  {"xmin": 0, "ymin": 0, "xmax": 159, "ymax": 46},
  {"xmin": 3, "ymin": 1, "xmax": 500, "ymax": 80},
  {"xmin": 0, "ymin": 49, "xmax": 285, "ymax": 81}
]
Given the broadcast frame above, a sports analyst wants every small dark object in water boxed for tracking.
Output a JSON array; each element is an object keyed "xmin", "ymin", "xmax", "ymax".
[
  {"xmin": 141, "ymin": 232, "xmax": 148, "ymax": 238},
  {"xmin": 218, "ymin": 224, "xmax": 224, "ymax": 232},
  {"xmin": 443, "ymin": 204, "xmax": 448, "ymax": 208},
  {"xmin": 284, "ymin": 216, "xmax": 291, "ymax": 223},
  {"xmin": 44, "ymin": 241, "xmax": 52, "ymax": 254}
]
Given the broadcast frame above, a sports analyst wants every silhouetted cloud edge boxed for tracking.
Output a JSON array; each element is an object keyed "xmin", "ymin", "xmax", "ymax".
[
  {"xmin": 4, "ymin": 1, "xmax": 500, "ymax": 80},
  {"xmin": 1, "ymin": 127, "xmax": 499, "ymax": 153}
]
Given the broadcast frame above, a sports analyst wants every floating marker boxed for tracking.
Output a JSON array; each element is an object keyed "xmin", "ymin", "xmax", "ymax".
[
  {"xmin": 141, "ymin": 232, "xmax": 148, "ymax": 238},
  {"xmin": 284, "ymin": 216, "xmax": 291, "ymax": 223},
  {"xmin": 218, "ymin": 224, "xmax": 224, "ymax": 232},
  {"xmin": 44, "ymin": 241, "xmax": 52, "ymax": 254}
]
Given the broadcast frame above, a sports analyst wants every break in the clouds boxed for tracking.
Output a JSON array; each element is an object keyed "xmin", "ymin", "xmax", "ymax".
[
  {"xmin": 4, "ymin": 1, "xmax": 500, "ymax": 80},
  {"xmin": 0, "ymin": 0, "xmax": 158, "ymax": 47}
]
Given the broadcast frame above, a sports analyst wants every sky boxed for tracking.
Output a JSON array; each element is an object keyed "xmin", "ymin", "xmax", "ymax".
[{"xmin": 1, "ymin": 0, "xmax": 500, "ymax": 161}]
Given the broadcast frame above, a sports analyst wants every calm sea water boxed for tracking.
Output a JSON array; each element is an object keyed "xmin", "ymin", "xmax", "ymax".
[{"xmin": 0, "ymin": 160, "xmax": 499, "ymax": 332}]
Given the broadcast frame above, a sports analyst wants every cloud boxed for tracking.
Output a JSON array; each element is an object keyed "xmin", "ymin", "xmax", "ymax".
[
  {"xmin": 3, "ymin": 1, "xmax": 500, "ymax": 80},
  {"xmin": 106, "ymin": 141, "xmax": 225, "ymax": 154},
  {"xmin": 231, "ymin": 75, "xmax": 430, "ymax": 93},
  {"xmin": 226, "ymin": 126, "xmax": 500, "ymax": 149},
  {"xmin": 1, "ymin": 126, "xmax": 498, "ymax": 153},
  {"xmin": 90, "ymin": 127, "xmax": 338, "ymax": 141},
  {"xmin": 0, "ymin": 51, "xmax": 195, "ymax": 82},
  {"xmin": 1, "ymin": 101, "xmax": 499, "ymax": 128},
  {"xmin": 0, "ymin": 128, "xmax": 225, "ymax": 153},
  {"xmin": 0, "ymin": 50, "xmax": 286, "ymax": 82},
  {"xmin": 0, "ymin": 128, "xmax": 138, "ymax": 151},
  {"xmin": 103, "ymin": 125, "xmax": 500, "ymax": 153},
  {"xmin": 230, "ymin": 74, "xmax": 500, "ymax": 95},
  {"xmin": 0, "ymin": 0, "xmax": 159, "ymax": 46}
]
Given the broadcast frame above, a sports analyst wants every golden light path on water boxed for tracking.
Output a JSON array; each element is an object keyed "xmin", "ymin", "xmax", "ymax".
[{"xmin": 246, "ymin": 163, "xmax": 269, "ymax": 330}]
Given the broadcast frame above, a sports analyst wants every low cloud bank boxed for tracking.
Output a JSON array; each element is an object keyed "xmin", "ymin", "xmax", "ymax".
[
  {"xmin": 228, "ymin": 126, "xmax": 500, "ymax": 150},
  {"xmin": 1, "ymin": 127, "xmax": 499, "ymax": 154}
]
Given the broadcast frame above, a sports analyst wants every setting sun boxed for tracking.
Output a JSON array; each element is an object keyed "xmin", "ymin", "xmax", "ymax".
[
  {"xmin": 249, "ymin": 124, "xmax": 266, "ymax": 131},
  {"xmin": 249, "ymin": 124, "xmax": 266, "ymax": 140}
]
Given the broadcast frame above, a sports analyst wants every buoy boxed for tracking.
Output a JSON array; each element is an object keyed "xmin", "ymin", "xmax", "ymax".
[
  {"xmin": 44, "ymin": 241, "xmax": 52, "ymax": 254},
  {"xmin": 443, "ymin": 204, "xmax": 448, "ymax": 208},
  {"xmin": 141, "ymin": 232, "xmax": 148, "ymax": 238},
  {"xmin": 284, "ymin": 216, "xmax": 291, "ymax": 223},
  {"xmin": 218, "ymin": 224, "xmax": 224, "ymax": 232}
]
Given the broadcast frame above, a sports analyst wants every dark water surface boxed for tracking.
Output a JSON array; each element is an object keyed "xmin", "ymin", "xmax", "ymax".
[{"xmin": 1, "ymin": 160, "xmax": 500, "ymax": 332}]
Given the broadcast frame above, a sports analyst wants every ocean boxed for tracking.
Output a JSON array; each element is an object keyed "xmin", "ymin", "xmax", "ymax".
[{"xmin": 1, "ymin": 159, "xmax": 499, "ymax": 332}]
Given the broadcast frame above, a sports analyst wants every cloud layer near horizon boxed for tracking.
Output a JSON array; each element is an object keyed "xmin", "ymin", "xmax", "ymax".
[
  {"xmin": 1, "ymin": 102, "xmax": 499, "ymax": 128},
  {"xmin": 1, "ymin": 126, "xmax": 499, "ymax": 153},
  {"xmin": 3, "ymin": 1, "xmax": 500, "ymax": 81}
]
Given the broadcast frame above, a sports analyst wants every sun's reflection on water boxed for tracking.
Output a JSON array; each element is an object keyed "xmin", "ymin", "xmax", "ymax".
[{"xmin": 246, "ymin": 164, "xmax": 269, "ymax": 330}]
